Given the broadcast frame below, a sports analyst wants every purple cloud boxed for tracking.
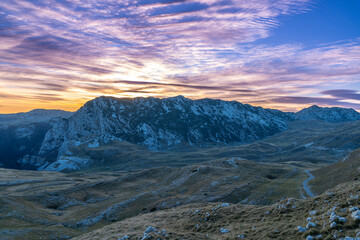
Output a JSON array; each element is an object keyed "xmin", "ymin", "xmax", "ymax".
[
  {"xmin": 0, "ymin": 0, "xmax": 360, "ymax": 112},
  {"xmin": 272, "ymin": 96, "xmax": 360, "ymax": 109},
  {"xmin": 322, "ymin": 89, "xmax": 360, "ymax": 101}
]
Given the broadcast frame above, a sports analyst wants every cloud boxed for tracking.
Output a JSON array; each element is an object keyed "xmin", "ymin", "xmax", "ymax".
[
  {"xmin": 272, "ymin": 96, "xmax": 360, "ymax": 109},
  {"xmin": 113, "ymin": 80, "xmax": 254, "ymax": 92},
  {"xmin": 0, "ymin": 92, "xmax": 66, "ymax": 102},
  {"xmin": 1, "ymin": 0, "xmax": 360, "ymax": 112},
  {"xmin": 149, "ymin": 2, "xmax": 209, "ymax": 16},
  {"xmin": 10, "ymin": 35, "xmax": 78, "ymax": 53},
  {"xmin": 322, "ymin": 89, "xmax": 360, "ymax": 101}
]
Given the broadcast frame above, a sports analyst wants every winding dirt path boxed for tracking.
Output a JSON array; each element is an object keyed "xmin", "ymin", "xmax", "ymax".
[{"xmin": 303, "ymin": 170, "xmax": 315, "ymax": 198}]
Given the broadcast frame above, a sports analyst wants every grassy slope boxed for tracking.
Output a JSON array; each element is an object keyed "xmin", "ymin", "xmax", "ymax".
[
  {"xmin": 0, "ymin": 159, "xmax": 308, "ymax": 240},
  {"xmin": 74, "ymin": 181, "xmax": 360, "ymax": 240},
  {"xmin": 80, "ymin": 120, "xmax": 360, "ymax": 173},
  {"xmin": 311, "ymin": 149, "xmax": 360, "ymax": 194},
  {"xmin": 1, "ymin": 120, "xmax": 360, "ymax": 239}
]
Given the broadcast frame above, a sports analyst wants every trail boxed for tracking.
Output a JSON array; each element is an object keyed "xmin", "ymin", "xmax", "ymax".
[{"xmin": 302, "ymin": 170, "xmax": 315, "ymax": 198}]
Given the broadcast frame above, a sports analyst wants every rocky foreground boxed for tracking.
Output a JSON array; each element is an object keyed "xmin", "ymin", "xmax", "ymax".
[{"xmin": 75, "ymin": 181, "xmax": 360, "ymax": 240}]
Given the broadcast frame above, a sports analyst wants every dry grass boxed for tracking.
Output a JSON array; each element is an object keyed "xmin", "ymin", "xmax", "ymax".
[
  {"xmin": 74, "ymin": 181, "xmax": 360, "ymax": 240},
  {"xmin": 0, "ymin": 158, "xmax": 308, "ymax": 240},
  {"xmin": 1, "ymin": 120, "xmax": 360, "ymax": 239},
  {"xmin": 311, "ymin": 149, "xmax": 360, "ymax": 194}
]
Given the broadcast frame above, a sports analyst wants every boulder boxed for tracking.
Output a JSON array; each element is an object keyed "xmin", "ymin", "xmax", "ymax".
[
  {"xmin": 144, "ymin": 226, "xmax": 157, "ymax": 233},
  {"xmin": 306, "ymin": 222, "xmax": 316, "ymax": 229},
  {"xmin": 330, "ymin": 222, "xmax": 337, "ymax": 229},
  {"xmin": 220, "ymin": 228, "xmax": 230, "ymax": 234},
  {"xmin": 297, "ymin": 226, "xmax": 306, "ymax": 233},
  {"xmin": 338, "ymin": 217, "xmax": 347, "ymax": 223},
  {"xmin": 351, "ymin": 210, "xmax": 360, "ymax": 221}
]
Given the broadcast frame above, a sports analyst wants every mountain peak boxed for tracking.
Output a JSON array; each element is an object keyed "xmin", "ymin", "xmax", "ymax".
[
  {"xmin": 296, "ymin": 105, "xmax": 360, "ymax": 122},
  {"xmin": 166, "ymin": 95, "xmax": 189, "ymax": 102},
  {"xmin": 169, "ymin": 95, "xmax": 186, "ymax": 99},
  {"xmin": 309, "ymin": 105, "xmax": 320, "ymax": 109}
]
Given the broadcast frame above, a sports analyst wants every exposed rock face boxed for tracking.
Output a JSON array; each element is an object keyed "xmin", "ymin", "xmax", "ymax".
[
  {"xmin": 35, "ymin": 96, "xmax": 294, "ymax": 170},
  {"xmin": 40, "ymin": 156, "xmax": 91, "ymax": 172},
  {"xmin": 64, "ymin": 96, "xmax": 292, "ymax": 148},
  {"xmin": 295, "ymin": 105, "xmax": 360, "ymax": 122}
]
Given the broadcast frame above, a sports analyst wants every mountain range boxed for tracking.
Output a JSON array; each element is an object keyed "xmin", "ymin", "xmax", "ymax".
[{"xmin": 1, "ymin": 96, "xmax": 360, "ymax": 171}]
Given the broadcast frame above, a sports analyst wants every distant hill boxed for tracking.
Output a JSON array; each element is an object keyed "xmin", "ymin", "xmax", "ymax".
[
  {"xmin": 0, "ymin": 109, "xmax": 73, "ymax": 169},
  {"xmin": 295, "ymin": 105, "xmax": 360, "ymax": 122},
  {"xmin": 0, "ymin": 109, "xmax": 73, "ymax": 128}
]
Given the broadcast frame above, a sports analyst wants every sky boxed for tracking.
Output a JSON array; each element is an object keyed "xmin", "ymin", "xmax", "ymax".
[{"xmin": 0, "ymin": 0, "xmax": 360, "ymax": 113}]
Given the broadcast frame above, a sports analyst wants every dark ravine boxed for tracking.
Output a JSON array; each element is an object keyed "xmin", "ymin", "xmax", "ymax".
[{"xmin": 0, "ymin": 110, "xmax": 73, "ymax": 170}]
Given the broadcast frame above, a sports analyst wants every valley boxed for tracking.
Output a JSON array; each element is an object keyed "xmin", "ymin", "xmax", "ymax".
[
  {"xmin": 0, "ymin": 158, "xmax": 309, "ymax": 239},
  {"xmin": 0, "ymin": 97, "xmax": 360, "ymax": 239}
]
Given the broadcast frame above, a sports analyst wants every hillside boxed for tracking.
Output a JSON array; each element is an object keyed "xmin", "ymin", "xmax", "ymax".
[
  {"xmin": 74, "ymin": 180, "xmax": 360, "ymax": 240},
  {"xmin": 311, "ymin": 148, "xmax": 360, "ymax": 194},
  {"xmin": 2, "ymin": 148, "xmax": 360, "ymax": 239},
  {"xmin": 0, "ymin": 158, "xmax": 309, "ymax": 240}
]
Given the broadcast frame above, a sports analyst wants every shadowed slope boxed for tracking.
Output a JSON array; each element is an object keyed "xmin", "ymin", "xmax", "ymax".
[{"xmin": 311, "ymin": 148, "xmax": 360, "ymax": 194}]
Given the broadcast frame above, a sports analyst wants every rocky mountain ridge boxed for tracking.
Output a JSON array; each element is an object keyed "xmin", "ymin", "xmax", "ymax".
[
  {"xmin": 37, "ymin": 96, "xmax": 294, "ymax": 170},
  {"xmin": 2, "ymin": 96, "xmax": 360, "ymax": 171},
  {"xmin": 296, "ymin": 105, "xmax": 360, "ymax": 122}
]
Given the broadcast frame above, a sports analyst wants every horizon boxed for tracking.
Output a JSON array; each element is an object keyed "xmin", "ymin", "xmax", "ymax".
[
  {"xmin": 1, "ymin": 0, "xmax": 360, "ymax": 113},
  {"xmin": 2, "ymin": 95, "xmax": 360, "ymax": 115}
]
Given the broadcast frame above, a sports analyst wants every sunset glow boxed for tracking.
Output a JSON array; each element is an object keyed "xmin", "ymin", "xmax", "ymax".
[{"xmin": 1, "ymin": 0, "xmax": 360, "ymax": 113}]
